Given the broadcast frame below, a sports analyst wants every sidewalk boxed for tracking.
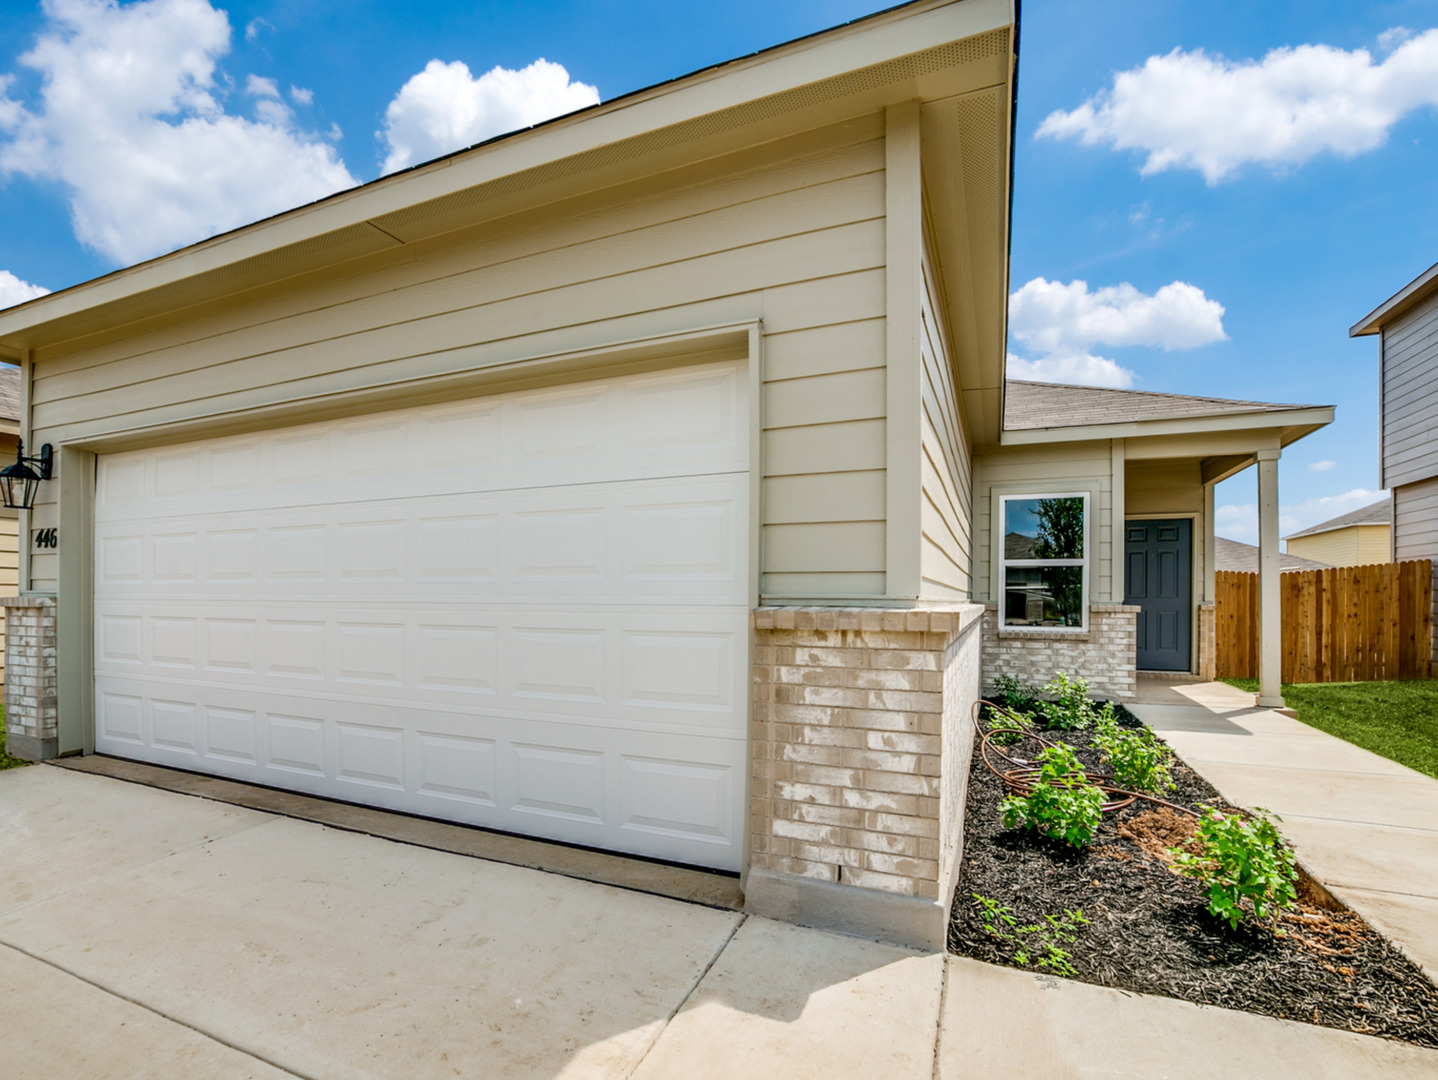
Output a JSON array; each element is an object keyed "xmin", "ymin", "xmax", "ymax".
[
  {"xmin": 1130, "ymin": 678, "xmax": 1438, "ymax": 981},
  {"xmin": 1, "ymin": 762, "xmax": 1434, "ymax": 1079}
]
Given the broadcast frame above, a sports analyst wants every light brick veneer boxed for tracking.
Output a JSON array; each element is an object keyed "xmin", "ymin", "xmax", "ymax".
[
  {"xmin": 979, "ymin": 603, "xmax": 1139, "ymax": 701},
  {"xmin": 1197, "ymin": 602, "xmax": 1216, "ymax": 681},
  {"xmin": 746, "ymin": 605, "xmax": 984, "ymax": 946},
  {"xmin": 2, "ymin": 596, "xmax": 57, "ymax": 761}
]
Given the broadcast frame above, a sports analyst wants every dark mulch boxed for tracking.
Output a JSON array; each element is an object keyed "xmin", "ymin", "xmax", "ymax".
[{"xmin": 947, "ymin": 704, "xmax": 1438, "ymax": 1048}]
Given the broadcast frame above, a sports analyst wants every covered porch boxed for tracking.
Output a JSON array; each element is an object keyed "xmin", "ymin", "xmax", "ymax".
[{"xmin": 974, "ymin": 381, "xmax": 1334, "ymax": 705}]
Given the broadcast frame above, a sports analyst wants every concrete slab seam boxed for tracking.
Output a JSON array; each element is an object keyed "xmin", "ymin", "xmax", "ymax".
[
  {"xmin": 930, "ymin": 953, "xmax": 951, "ymax": 1080},
  {"xmin": 622, "ymin": 913, "xmax": 748, "ymax": 1080},
  {"xmin": 0, "ymin": 939, "xmax": 318, "ymax": 1080}
]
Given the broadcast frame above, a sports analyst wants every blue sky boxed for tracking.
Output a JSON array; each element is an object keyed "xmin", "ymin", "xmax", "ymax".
[{"xmin": 2, "ymin": 0, "xmax": 1436, "ymax": 545}]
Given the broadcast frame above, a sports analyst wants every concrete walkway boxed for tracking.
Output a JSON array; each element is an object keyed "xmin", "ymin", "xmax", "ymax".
[
  {"xmin": 1131, "ymin": 679, "xmax": 1438, "ymax": 981},
  {"xmin": 1, "ymin": 764, "xmax": 1435, "ymax": 1079}
]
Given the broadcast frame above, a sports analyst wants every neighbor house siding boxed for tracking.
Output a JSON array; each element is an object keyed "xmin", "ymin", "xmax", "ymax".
[
  {"xmin": 1395, "ymin": 478, "xmax": 1438, "ymax": 562},
  {"xmin": 27, "ymin": 117, "xmax": 895, "ymax": 598},
  {"xmin": 1287, "ymin": 525, "xmax": 1393, "ymax": 568},
  {"xmin": 972, "ymin": 441, "xmax": 1114, "ymax": 603},
  {"xmin": 917, "ymin": 216, "xmax": 971, "ymax": 599},
  {"xmin": 1382, "ymin": 300, "xmax": 1438, "ymax": 490}
]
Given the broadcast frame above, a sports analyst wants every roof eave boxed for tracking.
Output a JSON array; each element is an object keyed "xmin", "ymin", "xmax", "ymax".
[
  {"xmin": 0, "ymin": 0, "xmax": 1016, "ymax": 350},
  {"xmin": 1350, "ymin": 259, "xmax": 1438, "ymax": 337},
  {"xmin": 998, "ymin": 405, "xmax": 1335, "ymax": 446}
]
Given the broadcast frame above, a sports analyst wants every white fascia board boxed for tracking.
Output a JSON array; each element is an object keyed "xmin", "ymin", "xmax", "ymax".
[
  {"xmin": 1351, "ymin": 258, "xmax": 1438, "ymax": 337},
  {"xmin": 1000, "ymin": 405, "xmax": 1335, "ymax": 446},
  {"xmin": 0, "ymin": 0, "xmax": 1012, "ymax": 341}
]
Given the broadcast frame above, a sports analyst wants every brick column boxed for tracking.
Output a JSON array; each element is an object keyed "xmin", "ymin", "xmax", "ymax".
[
  {"xmin": 745, "ymin": 604, "xmax": 984, "ymax": 950},
  {"xmin": 1197, "ymin": 602, "xmax": 1216, "ymax": 680},
  {"xmin": 2, "ymin": 596, "xmax": 58, "ymax": 761}
]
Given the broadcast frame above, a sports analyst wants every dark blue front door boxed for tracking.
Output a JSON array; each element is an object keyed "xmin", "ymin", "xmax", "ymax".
[{"xmin": 1124, "ymin": 519, "xmax": 1192, "ymax": 672}]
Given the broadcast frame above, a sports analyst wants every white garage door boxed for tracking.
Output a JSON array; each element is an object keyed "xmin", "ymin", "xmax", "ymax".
[{"xmin": 93, "ymin": 361, "xmax": 750, "ymax": 871}]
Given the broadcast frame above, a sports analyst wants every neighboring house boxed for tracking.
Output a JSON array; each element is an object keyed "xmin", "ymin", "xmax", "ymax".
[
  {"xmin": 1214, "ymin": 537, "xmax": 1330, "ymax": 574},
  {"xmin": 0, "ymin": 0, "xmax": 1331, "ymax": 948},
  {"xmin": 1353, "ymin": 269, "xmax": 1438, "ymax": 564},
  {"xmin": 1283, "ymin": 499, "xmax": 1391, "ymax": 567}
]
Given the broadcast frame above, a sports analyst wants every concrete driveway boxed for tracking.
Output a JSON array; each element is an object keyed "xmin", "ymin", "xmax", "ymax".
[{"xmin": 1, "ymin": 764, "xmax": 1434, "ymax": 1080}]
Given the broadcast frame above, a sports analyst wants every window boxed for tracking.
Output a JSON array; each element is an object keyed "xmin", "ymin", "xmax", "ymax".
[{"xmin": 999, "ymin": 493, "xmax": 1088, "ymax": 629}]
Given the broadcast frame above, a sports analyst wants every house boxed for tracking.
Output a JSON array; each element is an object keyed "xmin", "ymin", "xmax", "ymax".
[
  {"xmin": 0, "ymin": 0, "xmax": 1331, "ymax": 948},
  {"xmin": 1283, "ymin": 499, "xmax": 1391, "ymax": 567},
  {"xmin": 1352, "ymin": 268, "xmax": 1438, "ymax": 566},
  {"xmin": 1214, "ymin": 536, "xmax": 1330, "ymax": 574}
]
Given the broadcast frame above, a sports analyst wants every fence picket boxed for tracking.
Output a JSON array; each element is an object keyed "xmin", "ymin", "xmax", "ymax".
[{"xmin": 1214, "ymin": 560, "xmax": 1432, "ymax": 683}]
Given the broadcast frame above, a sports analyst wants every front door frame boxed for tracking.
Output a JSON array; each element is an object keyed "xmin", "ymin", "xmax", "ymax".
[{"xmin": 1124, "ymin": 512, "xmax": 1202, "ymax": 675}]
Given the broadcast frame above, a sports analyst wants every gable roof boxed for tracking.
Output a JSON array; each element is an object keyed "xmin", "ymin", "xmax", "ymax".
[
  {"xmin": 1003, "ymin": 379, "xmax": 1323, "ymax": 431},
  {"xmin": 1214, "ymin": 537, "xmax": 1331, "ymax": 574},
  {"xmin": 1284, "ymin": 498, "xmax": 1392, "ymax": 541},
  {"xmin": 0, "ymin": 0, "xmax": 1018, "ymax": 418},
  {"xmin": 1351, "ymin": 260, "xmax": 1438, "ymax": 336}
]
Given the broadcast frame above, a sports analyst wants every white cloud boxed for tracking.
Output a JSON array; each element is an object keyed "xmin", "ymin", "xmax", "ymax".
[
  {"xmin": 1308, "ymin": 460, "xmax": 1336, "ymax": 472},
  {"xmin": 1010, "ymin": 277, "xmax": 1227, "ymax": 354},
  {"xmin": 380, "ymin": 58, "xmax": 599, "ymax": 174},
  {"xmin": 0, "ymin": 269, "xmax": 49, "ymax": 309},
  {"xmin": 289, "ymin": 85, "xmax": 313, "ymax": 106},
  {"xmin": 1007, "ymin": 351, "xmax": 1134, "ymax": 389},
  {"xmin": 243, "ymin": 16, "xmax": 271, "ymax": 43},
  {"xmin": 1005, "ymin": 276, "xmax": 1226, "ymax": 387},
  {"xmin": 0, "ymin": 0, "xmax": 357, "ymax": 267},
  {"xmin": 246, "ymin": 74, "xmax": 279, "ymax": 98},
  {"xmin": 1216, "ymin": 488, "xmax": 1387, "ymax": 544},
  {"xmin": 1038, "ymin": 29, "xmax": 1438, "ymax": 182}
]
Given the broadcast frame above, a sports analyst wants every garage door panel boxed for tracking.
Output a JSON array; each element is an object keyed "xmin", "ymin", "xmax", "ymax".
[
  {"xmin": 98, "ymin": 474, "xmax": 744, "ymax": 604},
  {"xmin": 95, "ymin": 604, "xmax": 744, "ymax": 736},
  {"xmin": 94, "ymin": 360, "xmax": 748, "ymax": 871},
  {"xmin": 93, "ymin": 676, "xmax": 744, "ymax": 867},
  {"xmin": 96, "ymin": 364, "xmax": 747, "ymax": 522}
]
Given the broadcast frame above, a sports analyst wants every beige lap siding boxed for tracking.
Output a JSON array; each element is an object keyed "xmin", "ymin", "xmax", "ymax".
[
  {"xmin": 29, "ymin": 118, "xmax": 890, "ymax": 598},
  {"xmin": 750, "ymin": 606, "xmax": 983, "ymax": 902}
]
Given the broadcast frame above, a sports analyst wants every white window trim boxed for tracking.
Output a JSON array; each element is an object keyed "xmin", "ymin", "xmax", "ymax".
[{"xmin": 998, "ymin": 492, "xmax": 1090, "ymax": 632}]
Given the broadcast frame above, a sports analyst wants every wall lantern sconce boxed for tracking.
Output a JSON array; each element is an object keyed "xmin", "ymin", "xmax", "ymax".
[{"xmin": 0, "ymin": 440, "xmax": 53, "ymax": 510}]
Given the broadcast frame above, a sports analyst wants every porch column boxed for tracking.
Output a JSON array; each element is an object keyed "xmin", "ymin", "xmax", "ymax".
[{"xmin": 1256, "ymin": 449, "xmax": 1284, "ymax": 707}]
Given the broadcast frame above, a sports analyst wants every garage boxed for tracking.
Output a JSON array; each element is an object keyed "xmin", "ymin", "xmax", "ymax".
[{"xmin": 92, "ymin": 360, "xmax": 750, "ymax": 871}]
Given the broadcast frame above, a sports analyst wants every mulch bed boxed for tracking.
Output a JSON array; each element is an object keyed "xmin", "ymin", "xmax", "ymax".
[{"xmin": 947, "ymin": 704, "xmax": 1438, "ymax": 1048}]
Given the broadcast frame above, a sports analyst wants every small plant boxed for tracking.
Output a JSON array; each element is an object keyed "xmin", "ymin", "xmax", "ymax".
[
  {"xmin": 1169, "ymin": 807, "xmax": 1298, "ymax": 931},
  {"xmin": 1000, "ymin": 743, "xmax": 1106, "ymax": 847},
  {"xmin": 986, "ymin": 706, "xmax": 1033, "ymax": 746},
  {"xmin": 973, "ymin": 893, "xmax": 1089, "ymax": 977},
  {"xmin": 1092, "ymin": 709, "xmax": 1175, "ymax": 794},
  {"xmin": 1037, "ymin": 672, "xmax": 1095, "ymax": 730},
  {"xmin": 990, "ymin": 674, "xmax": 1039, "ymax": 714}
]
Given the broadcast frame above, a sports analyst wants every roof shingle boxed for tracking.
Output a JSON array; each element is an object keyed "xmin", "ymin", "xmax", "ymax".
[{"xmin": 1004, "ymin": 380, "xmax": 1321, "ymax": 431}]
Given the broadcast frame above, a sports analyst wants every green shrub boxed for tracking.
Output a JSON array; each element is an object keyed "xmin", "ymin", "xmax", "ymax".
[
  {"xmin": 972, "ymin": 894, "xmax": 1089, "ymax": 977},
  {"xmin": 1169, "ymin": 807, "xmax": 1298, "ymax": 930},
  {"xmin": 986, "ymin": 706, "xmax": 1033, "ymax": 746},
  {"xmin": 990, "ymin": 674, "xmax": 1040, "ymax": 715},
  {"xmin": 1037, "ymin": 672, "xmax": 1095, "ymax": 731},
  {"xmin": 1000, "ymin": 743, "xmax": 1106, "ymax": 847},
  {"xmin": 1092, "ymin": 709, "xmax": 1175, "ymax": 794}
]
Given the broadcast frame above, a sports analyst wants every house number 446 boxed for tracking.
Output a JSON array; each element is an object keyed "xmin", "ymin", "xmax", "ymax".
[{"xmin": 32, "ymin": 528, "xmax": 58, "ymax": 550}]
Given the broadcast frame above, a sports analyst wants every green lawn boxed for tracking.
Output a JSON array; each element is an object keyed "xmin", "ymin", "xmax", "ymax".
[{"xmin": 1223, "ymin": 678, "xmax": 1438, "ymax": 780}]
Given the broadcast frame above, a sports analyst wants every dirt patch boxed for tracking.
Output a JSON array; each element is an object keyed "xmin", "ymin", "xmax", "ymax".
[{"xmin": 948, "ymin": 709, "xmax": 1438, "ymax": 1048}]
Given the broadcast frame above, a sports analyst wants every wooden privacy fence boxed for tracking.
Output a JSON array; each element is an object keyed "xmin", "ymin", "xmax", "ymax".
[{"xmin": 1216, "ymin": 560, "xmax": 1433, "ymax": 683}]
